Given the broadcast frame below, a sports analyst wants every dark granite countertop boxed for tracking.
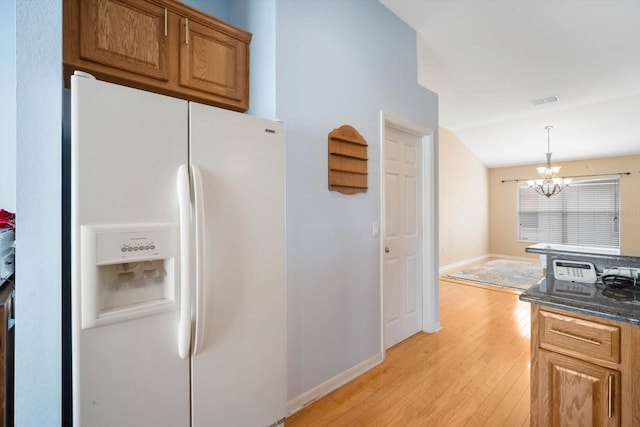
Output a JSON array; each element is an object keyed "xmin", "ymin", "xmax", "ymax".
[
  {"xmin": 520, "ymin": 277, "xmax": 640, "ymax": 326},
  {"xmin": 525, "ymin": 243, "xmax": 640, "ymax": 262}
]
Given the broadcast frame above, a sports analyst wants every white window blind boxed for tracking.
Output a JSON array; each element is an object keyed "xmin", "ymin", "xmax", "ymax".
[{"xmin": 518, "ymin": 178, "xmax": 620, "ymax": 248}]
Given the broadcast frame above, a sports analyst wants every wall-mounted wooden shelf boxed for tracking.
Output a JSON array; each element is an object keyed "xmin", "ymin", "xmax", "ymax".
[{"xmin": 328, "ymin": 125, "xmax": 368, "ymax": 194}]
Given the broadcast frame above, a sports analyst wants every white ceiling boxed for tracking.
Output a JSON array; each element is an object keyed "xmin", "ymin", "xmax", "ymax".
[{"xmin": 380, "ymin": 0, "xmax": 640, "ymax": 168}]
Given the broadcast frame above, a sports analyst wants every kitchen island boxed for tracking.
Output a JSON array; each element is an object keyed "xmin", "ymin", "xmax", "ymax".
[{"xmin": 520, "ymin": 245, "xmax": 640, "ymax": 426}]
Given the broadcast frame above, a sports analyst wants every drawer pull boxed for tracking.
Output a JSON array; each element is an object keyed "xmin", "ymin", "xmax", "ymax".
[
  {"xmin": 608, "ymin": 375, "xmax": 613, "ymax": 418},
  {"xmin": 549, "ymin": 328, "xmax": 601, "ymax": 346}
]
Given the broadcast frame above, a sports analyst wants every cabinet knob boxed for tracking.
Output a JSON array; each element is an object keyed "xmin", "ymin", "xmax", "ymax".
[{"xmin": 385, "ymin": 246, "xmax": 390, "ymax": 253}]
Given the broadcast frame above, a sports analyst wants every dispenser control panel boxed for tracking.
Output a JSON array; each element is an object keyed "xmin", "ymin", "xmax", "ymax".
[
  {"xmin": 93, "ymin": 225, "xmax": 174, "ymax": 265},
  {"xmin": 121, "ymin": 240, "xmax": 156, "ymax": 253}
]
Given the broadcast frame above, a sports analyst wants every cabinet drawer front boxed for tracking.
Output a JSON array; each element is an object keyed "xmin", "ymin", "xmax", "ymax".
[{"xmin": 539, "ymin": 310, "xmax": 620, "ymax": 363}]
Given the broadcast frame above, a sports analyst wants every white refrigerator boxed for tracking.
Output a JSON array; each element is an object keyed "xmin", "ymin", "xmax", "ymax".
[{"xmin": 71, "ymin": 73, "xmax": 286, "ymax": 427}]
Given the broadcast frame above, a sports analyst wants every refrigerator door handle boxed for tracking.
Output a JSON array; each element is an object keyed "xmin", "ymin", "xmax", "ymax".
[
  {"xmin": 177, "ymin": 165, "xmax": 192, "ymax": 359},
  {"xmin": 191, "ymin": 165, "xmax": 206, "ymax": 356}
]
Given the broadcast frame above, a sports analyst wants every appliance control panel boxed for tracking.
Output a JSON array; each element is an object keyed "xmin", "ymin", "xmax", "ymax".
[
  {"xmin": 121, "ymin": 241, "xmax": 156, "ymax": 253},
  {"xmin": 553, "ymin": 259, "xmax": 597, "ymax": 284},
  {"xmin": 88, "ymin": 224, "xmax": 176, "ymax": 265}
]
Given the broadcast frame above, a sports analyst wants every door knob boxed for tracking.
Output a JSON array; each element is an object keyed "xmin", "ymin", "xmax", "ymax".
[{"xmin": 385, "ymin": 246, "xmax": 390, "ymax": 253}]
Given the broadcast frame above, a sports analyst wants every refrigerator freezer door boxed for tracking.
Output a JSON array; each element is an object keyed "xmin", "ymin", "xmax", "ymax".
[
  {"xmin": 71, "ymin": 76, "xmax": 190, "ymax": 427},
  {"xmin": 189, "ymin": 103, "xmax": 287, "ymax": 427}
]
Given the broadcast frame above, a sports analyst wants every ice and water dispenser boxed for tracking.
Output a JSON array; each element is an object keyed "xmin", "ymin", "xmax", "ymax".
[{"xmin": 80, "ymin": 224, "xmax": 178, "ymax": 329}]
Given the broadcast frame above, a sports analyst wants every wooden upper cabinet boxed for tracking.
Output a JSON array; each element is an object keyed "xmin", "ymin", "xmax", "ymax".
[
  {"xmin": 64, "ymin": 0, "xmax": 251, "ymax": 111},
  {"xmin": 79, "ymin": 0, "xmax": 170, "ymax": 81},
  {"xmin": 179, "ymin": 17, "xmax": 248, "ymax": 104}
]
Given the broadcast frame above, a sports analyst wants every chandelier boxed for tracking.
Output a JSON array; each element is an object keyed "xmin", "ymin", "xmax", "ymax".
[{"xmin": 527, "ymin": 126, "xmax": 571, "ymax": 198}]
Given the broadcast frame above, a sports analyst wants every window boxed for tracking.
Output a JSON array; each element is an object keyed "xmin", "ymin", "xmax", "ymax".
[{"xmin": 518, "ymin": 177, "xmax": 620, "ymax": 248}]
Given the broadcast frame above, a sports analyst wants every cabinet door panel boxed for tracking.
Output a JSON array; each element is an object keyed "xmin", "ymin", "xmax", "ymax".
[
  {"xmin": 80, "ymin": 0, "xmax": 169, "ymax": 81},
  {"xmin": 179, "ymin": 17, "xmax": 248, "ymax": 104},
  {"xmin": 539, "ymin": 350, "xmax": 620, "ymax": 427}
]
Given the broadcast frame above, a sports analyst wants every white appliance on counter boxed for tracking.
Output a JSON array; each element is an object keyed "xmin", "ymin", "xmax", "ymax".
[
  {"xmin": 552, "ymin": 259, "xmax": 597, "ymax": 284},
  {"xmin": 71, "ymin": 74, "xmax": 286, "ymax": 427}
]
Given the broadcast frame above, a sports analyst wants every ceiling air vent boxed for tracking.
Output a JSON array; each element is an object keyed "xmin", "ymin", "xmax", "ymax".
[{"xmin": 531, "ymin": 95, "xmax": 559, "ymax": 106}]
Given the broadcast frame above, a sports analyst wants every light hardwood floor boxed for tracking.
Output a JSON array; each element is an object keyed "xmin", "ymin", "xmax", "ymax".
[{"xmin": 285, "ymin": 279, "xmax": 531, "ymax": 426}]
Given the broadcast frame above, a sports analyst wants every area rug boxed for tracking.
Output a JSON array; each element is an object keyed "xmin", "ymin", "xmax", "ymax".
[{"xmin": 444, "ymin": 259, "xmax": 543, "ymax": 291}]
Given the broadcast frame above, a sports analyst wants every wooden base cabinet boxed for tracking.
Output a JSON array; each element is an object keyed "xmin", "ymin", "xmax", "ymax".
[
  {"xmin": 64, "ymin": 0, "xmax": 250, "ymax": 111},
  {"xmin": 530, "ymin": 305, "xmax": 640, "ymax": 426},
  {"xmin": 538, "ymin": 349, "xmax": 620, "ymax": 426}
]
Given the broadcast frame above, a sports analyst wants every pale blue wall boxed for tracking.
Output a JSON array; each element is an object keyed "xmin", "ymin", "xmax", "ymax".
[
  {"xmin": 0, "ymin": 0, "xmax": 16, "ymax": 213},
  {"xmin": 14, "ymin": 1, "xmax": 63, "ymax": 425},
  {"xmin": 183, "ymin": 0, "xmax": 228, "ymax": 21},
  {"xmin": 222, "ymin": 0, "xmax": 438, "ymax": 404},
  {"xmin": 228, "ymin": 0, "xmax": 277, "ymax": 119},
  {"xmin": 274, "ymin": 0, "xmax": 438, "ymax": 400}
]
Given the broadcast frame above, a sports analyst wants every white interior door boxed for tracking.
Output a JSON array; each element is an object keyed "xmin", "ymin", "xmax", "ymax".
[
  {"xmin": 383, "ymin": 126, "xmax": 423, "ymax": 349},
  {"xmin": 189, "ymin": 102, "xmax": 286, "ymax": 427}
]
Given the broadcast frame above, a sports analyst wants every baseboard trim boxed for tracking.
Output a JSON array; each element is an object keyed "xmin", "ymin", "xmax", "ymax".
[
  {"xmin": 488, "ymin": 253, "xmax": 536, "ymax": 262},
  {"xmin": 286, "ymin": 352, "xmax": 384, "ymax": 417},
  {"xmin": 439, "ymin": 254, "xmax": 490, "ymax": 274},
  {"xmin": 423, "ymin": 320, "xmax": 442, "ymax": 334}
]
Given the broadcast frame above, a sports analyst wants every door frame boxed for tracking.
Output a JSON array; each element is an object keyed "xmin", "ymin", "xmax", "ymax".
[{"xmin": 379, "ymin": 111, "xmax": 440, "ymax": 357}]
